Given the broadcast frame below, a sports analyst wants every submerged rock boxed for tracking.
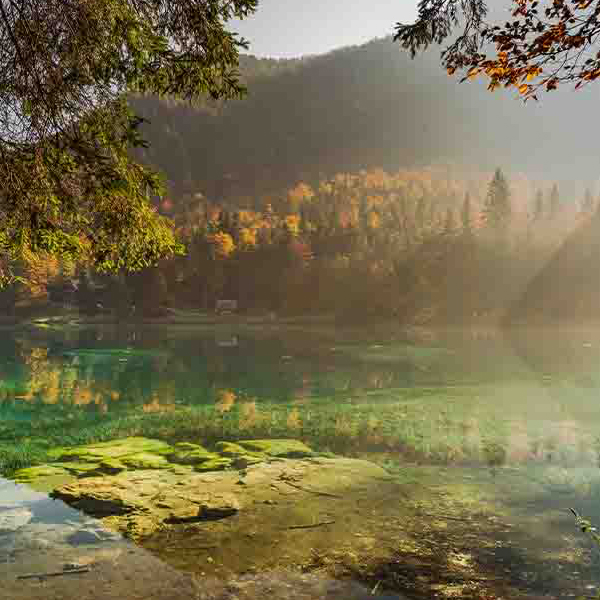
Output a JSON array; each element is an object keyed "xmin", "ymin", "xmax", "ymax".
[
  {"xmin": 50, "ymin": 455, "xmax": 388, "ymax": 541},
  {"xmin": 53, "ymin": 468, "xmax": 242, "ymax": 537},
  {"xmin": 0, "ymin": 506, "xmax": 32, "ymax": 533},
  {"xmin": 66, "ymin": 528, "xmax": 103, "ymax": 545}
]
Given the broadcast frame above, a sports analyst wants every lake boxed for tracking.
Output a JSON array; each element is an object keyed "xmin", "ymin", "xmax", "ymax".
[{"xmin": 2, "ymin": 323, "xmax": 600, "ymax": 600}]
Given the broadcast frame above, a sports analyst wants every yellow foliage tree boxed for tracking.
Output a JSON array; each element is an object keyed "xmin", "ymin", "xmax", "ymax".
[
  {"xmin": 287, "ymin": 182, "xmax": 315, "ymax": 210},
  {"xmin": 239, "ymin": 227, "xmax": 258, "ymax": 248},
  {"xmin": 207, "ymin": 232, "xmax": 235, "ymax": 258},
  {"xmin": 284, "ymin": 215, "xmax": 301, "ymax": 236}
]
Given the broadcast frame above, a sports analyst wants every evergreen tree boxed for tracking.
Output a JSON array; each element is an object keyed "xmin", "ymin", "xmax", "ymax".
[
  {"xmin": 532, "ymin": 189, "xmax": 544, "ymax": 222},
  {"xmin": 549, "ymin": 184, "xmax": 561, "ymax": 219},
  {"xmin": 0, "ymin": 0, "xmax": 257, "ymax": 286},
  {"xmin": 460, "ymin": 192, "xmax": 472, "ymax": 234},
  {"xmin": 299, "ymin": 204, "xmax": 312, "ymax": 235},
  {"xmin": 444, "ymin": 208, "xmax": 456, "ymax": 235},
  {"xmin": 483, "ymin": 168, "xmax": 511, "ymax": 235},
  {"xmin": 219, "ymin": 209, "xmax": 233, "ymax": 235},
  {"xmin": 415, "ymin": 197, "xmax": 427, "ymax": 233},
  {"xmin": 582, "ymin": 188, "xmax": 595, "ymax": 214},
  {"xmin": 428, "ymin": 199, "xmax": 438, "ymax": 230}
]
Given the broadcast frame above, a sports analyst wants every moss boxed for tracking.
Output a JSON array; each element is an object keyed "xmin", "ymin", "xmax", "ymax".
[
  {"xmin": 13, "ymin": 464, "xmax": 69, "ymax": 482},
  {"xmin": 237, "ymin": 439, "xmax": 313, "ymax": 458},
  {"xmin": 52, "ymin": 437, "xmax": 174, "ymax": 463},
  {"xmin": 193, "ymin": 457, "xmax": 232, "ymax": 472},
  {"xmin": 120, "ymin": 452, "xmax": 171, "ymax": 470},
  {"xmin": 53, "ymin": 461, "xmax": 102, "ymax": 476},
  {"xmin": 94, "ymin": 458, "xmax": 127, "ymax": 475},
  {"xmin": 167, "ymin": 442, "xmax": 218, "ymax": 465},
  {"xmin": 214, "ymin": 441, "xmax": 266, "ymax": 460},
  {"xmin": 62, "ymin": 348, "xmax": 167, "ymax": 359}
]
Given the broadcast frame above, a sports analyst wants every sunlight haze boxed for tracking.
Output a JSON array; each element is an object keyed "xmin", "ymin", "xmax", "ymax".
[
  {"xmin": 6, "ymin": 3, "xmax": 600, "ymax": 600},
  {"xmin": 232, "ymin": 0, "xmax": 418, "ymax": 58}
]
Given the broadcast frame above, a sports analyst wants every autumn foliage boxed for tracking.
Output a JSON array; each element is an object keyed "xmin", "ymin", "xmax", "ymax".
[
  {"xmin": 1, "ymin": 165, "xmax": 593, "ymax": 324},
  {"xmin": 395, "ymin": 0, "xmax": 600, "ymax": 99}
]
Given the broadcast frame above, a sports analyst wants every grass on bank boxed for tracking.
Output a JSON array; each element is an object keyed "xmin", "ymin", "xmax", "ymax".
[{"xmin": 0, "ymin": 387, "xmax": 590, "ymax": 477}]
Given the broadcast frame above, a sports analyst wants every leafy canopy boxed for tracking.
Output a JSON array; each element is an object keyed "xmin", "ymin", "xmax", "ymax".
[
  {"xmin": 394, "ymin": 0, "xmax": 600, "ymax": 99},
  {"xmin": 0, "ymin": 0, "xmax": 257, "ymax": 285}
]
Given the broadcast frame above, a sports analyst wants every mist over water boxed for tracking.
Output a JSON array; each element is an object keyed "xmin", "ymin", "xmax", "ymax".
[
  {"xmin": 2, "ymin": 324, "xmax": 600, "ymax": 598},
  {"xmin": 3, "ymin": 7, "xmax": 600, "ymax": 598}
]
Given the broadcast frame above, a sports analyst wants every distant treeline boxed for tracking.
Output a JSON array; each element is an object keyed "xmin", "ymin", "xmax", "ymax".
[
  {"xmin": 1, "ymin": 166, "xmax": 595, "ymax": 325},
  {"xmin": 129, "ymin": 37, "xmax": 600, "ymax": 209}
]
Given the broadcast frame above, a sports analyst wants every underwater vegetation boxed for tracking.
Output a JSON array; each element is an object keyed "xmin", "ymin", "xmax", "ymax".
[{"xmin": 1, "ymin": 384, "xmax": 595, "ymax": 478}]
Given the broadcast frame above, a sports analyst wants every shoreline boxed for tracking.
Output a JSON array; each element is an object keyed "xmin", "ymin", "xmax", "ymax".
[{"xmin": 3, "ymin": 313, "xmax": 600, "ymax": 335}]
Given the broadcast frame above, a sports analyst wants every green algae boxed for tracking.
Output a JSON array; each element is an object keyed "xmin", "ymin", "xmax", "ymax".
[
  {"xmin": 54, "ymin": 461, "xmax": 102, "ymax": 475},
  {"xmin": 214, "ymin": 441, "xmax": 266, "ymax": 461},
  {"xmin": 95, "ymin": 458, "xmax": 127, "ymax": 475},
  {"xmin": 237, "ymin": 439, "xmax": 313, "ymax": 458},
  {"xmin": 193, "ymin": 457, "xmax": 232, "ymax": 472},
  {"xmin": 8, "ymin": 436, "xmax": 317, "ymax": 486},
  {"xmin": 13, "ymin": 464, "xmax": 70, "ymax": 482},
  {"xmin": 167, "ymin": 442, "xmax": 218, "ymax": 465},
  {"xmin": 52, "ymin": 437, "xmax": 174, "ymax": 463},
  {"xmin": 120, "ymin": 452, "xmax": 171, "ymax": 470},
  {"xmin": 63, "ymin": 348, "xmax": 168, "ymax": 359}
]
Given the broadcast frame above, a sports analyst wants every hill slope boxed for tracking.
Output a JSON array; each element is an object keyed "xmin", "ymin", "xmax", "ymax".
[
  {"xmin": 131, "ymin": 36, "xmax": 600, "ymax": 204},
  {"xmin": 507, "ymin": 212, "xmax": 600, "ymax": 324}
]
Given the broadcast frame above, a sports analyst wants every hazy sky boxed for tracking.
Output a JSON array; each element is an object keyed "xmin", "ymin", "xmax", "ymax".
[{"xmin": 231, "ymin": 1, "xmax": 418, "ymax": 59}]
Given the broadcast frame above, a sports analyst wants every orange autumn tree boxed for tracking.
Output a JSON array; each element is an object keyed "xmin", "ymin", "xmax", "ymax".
[{"xmin": 394, "ymin": 0, "xmax": 600, "ymax": 99}]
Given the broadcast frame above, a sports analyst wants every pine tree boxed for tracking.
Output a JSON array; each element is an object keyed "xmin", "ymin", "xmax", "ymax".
[
  {"xmin": 428, "ymin": 199, "xmax": 438, "ymax": 229},
  {"xmin": 460, "ymin": 192, "xmax": 472, "ymax": 234},
  {"xmin": 532, "ymin": 189, "xmax": 544, "ymax": 222},
  {"xmin": 483, "ymin": 168, "xmax": 511, "ymax": 235},
  {"xmin": 0, "ymin": 0, "xmax": 257, "ymax": 286},
  {"xmin": 582, "ymin": 188, "xmax": 595, "ymax": 214},
  {"xmin": 549, "ymin": 184, "xmax": 560, "ymax": 219},
  {"xmin": 444, "ymin": 208, "xmax": 456, "ymax": 235}
]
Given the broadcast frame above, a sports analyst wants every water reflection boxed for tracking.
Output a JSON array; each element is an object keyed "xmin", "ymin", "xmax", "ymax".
[
  {"xmin": 0, "ymin": 477, "xmax": 230, "ymax": 600},
  {"xmin": 2, "ymin": 326, "xmax": 600, "ymax": 469},
  {"xmin": 0, "ymin": 475, "xmax": 415, "ymax": 600},
  {"xmin": 4, "ymin": 326, "xmax": 600, "ymax": 597}
]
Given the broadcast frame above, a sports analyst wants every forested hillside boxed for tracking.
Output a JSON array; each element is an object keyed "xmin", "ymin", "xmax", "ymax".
[
  {"xmin": 2, "ymin": 37, "xmax": 599, "ymax": 325},
  {"xmin": 130, "ymin": 37, "xmax": 600, "ymax": 206},
  {"xmin": 0, "ymin": 162, "xmax": 592, "ymax": 325}
]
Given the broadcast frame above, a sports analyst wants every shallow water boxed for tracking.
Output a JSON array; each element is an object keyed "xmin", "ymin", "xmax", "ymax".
[{"xmin": 2, "ymin": 324, "xmax": 600, "ymax": 599}]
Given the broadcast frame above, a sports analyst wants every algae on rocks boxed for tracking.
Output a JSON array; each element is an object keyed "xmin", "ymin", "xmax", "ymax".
[{"xmin": 12, "ymin": 436, "xmax": 315, "ymax": 490}]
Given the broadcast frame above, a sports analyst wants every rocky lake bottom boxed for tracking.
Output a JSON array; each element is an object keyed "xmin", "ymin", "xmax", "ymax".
[
  {"xmin": 3, "ymin": 435, "xmax": 600, "ymax": 600},
  {"xmin": 5, "ymin": 326, "xmax": 600, "ymax": 599}
]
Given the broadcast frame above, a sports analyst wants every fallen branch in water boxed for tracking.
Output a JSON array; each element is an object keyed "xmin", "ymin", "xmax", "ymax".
[
  {"xmin": 17, "ymin": 567, "xmax": 91, "ymax": 580},
  {"xmin": 286, "ymin": 520, "xmax": 336, "ymax": 530},
  {"xmin": 164, "ymin": 545, "xmax": 217, "ymax": 551},
  {"xmin": 279, "ymin": 481, "xmax": 343, "ymax": 498}
]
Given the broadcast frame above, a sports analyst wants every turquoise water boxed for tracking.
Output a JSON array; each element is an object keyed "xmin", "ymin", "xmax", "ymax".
[
  {"xmin": 2, "ymin": 325, "xmax": 600, "ymax": 464},
  {"xmin": 3, "ymin": 324, "xmax": 600, "ymax": 599}
]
